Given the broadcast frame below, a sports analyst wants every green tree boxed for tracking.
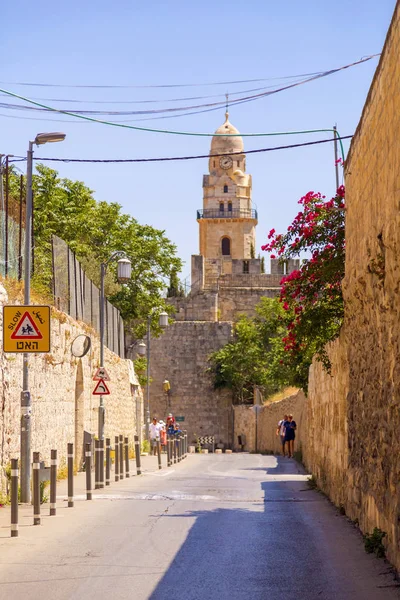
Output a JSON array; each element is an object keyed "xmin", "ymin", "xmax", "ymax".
[
  {"xmin": 167, "ymin": 268, "xmax": 184, "ymax": 298},
  {"xmin": 208, "ymin": 298, "xmax": 286, "ymax": 403},
  {"xmin": 7, "ymin": 164, "xmax": 182, "ymax": 338}
]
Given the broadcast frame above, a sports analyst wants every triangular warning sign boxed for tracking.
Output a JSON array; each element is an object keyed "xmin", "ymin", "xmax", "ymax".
[
  {"xmin": 11, "ymin": 312, "xmax": 43, "ymax": 340},
  {"xmin": 93, "ymin": 367, "xmax": 110, "ymax": 381},
  {"xmin": 92, "ymin": 379, "xmax": 111, "ymax": 395}
]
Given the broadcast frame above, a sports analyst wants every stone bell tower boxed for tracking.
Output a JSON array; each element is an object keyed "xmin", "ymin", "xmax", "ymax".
[{"xmin": 195, "ymin": 111, "xmax": 258, "ymax": 286}]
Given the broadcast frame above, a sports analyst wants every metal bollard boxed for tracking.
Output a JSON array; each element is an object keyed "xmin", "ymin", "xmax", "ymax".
[
  {"xmin": 124, "ymin": 437, "xmax": 130, "ymax": 478},
  {"xmin": 184, "ymin": 431, "xmax": 187, "ymax": 458},
  {"xmin": 119, "ymin": 435, "xmax": 124, "ymax": 480},
  {"xmin": 156, "ymin": 436, "xmax": 162, "ymax": 470},
  {"xmin": 99, "ymin": 439, "xmax": 104, "ymax": 489},
  {"xmin": 166, "ymin": 434, "xmax": 171, "ymax": 467},
  {"xmin": 85, "ymin": 443, "xmax": 92, "ymax": 500},
  {"xmin": 50, "ymin": 449, "xmax": 57, "ymax": 516},
  {"xmin": 67, "ymin": 443, "xmax": 74, "ymax": 507},
  {"xmin": 178, "ymin": 435, "xmax": 182, "ymax": 462},
  {"xmin": 173, "ymin": 435, "xmax": 177, "ymax": 464},
  {"xmin": 33, "ymin": 452, "xmax": 41, "ymax": 525},
  {"xmin": 10, "ymin": 458, "xmax": 18, "ymax": 537},
  {"xmin": 115, "ymin": 436, "xmax": 119, "ymax": 482},
  {"xmin": 134, "ymin": 435, "xmax": 141, "ymax": 475},
  {"xmin": 105, "ymin": 438, "xmax": 111, "ymax": 486},
  {"xmin": 95, "ymin": 439, "xmax": 100, "ymax": 490}
]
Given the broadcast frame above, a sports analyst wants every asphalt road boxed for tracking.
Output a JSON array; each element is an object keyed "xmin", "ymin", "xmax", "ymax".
[{"xmin": 0, "ymin": 453, "xmax": 398, "ymax": 600}]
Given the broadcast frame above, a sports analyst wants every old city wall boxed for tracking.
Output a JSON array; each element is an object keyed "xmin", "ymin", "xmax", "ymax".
[
  {"xmin": 303, "ymin": 3, "xmax": 400, "ymax": 570},
  {"xmin": 0, "ymin": 283, "xmax": 143, "ymax": 484},
  {"xmin": 302, "ymin": 336, "xmax": 349, "ymax": 507},
  {"xmin": 149, "ymin": 321, "xmax": 233, "ymax": 446},
  {"xmin": 233, "ymin": 390, "xmax": 305, "ymax": 453}
]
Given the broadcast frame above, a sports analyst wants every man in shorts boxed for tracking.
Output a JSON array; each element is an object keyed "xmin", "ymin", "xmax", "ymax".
[{"xmin": 276, "ymin": 414, "xmax": 288, "ymax": 456}]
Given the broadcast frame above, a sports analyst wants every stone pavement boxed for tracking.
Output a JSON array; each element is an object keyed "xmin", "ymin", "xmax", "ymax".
[
  {"xmin": 0, "ymin": 453, "xmax": 168, "ymax": 536},
  {"xmin": 0, "ymin": 454, "xmax": 399, "ymax": 600}
]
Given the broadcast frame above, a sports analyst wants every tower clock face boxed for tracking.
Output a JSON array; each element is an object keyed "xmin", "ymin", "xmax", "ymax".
[{"xmin": 219, "ymin": 156, "xmax": 233, "ymax": 170}]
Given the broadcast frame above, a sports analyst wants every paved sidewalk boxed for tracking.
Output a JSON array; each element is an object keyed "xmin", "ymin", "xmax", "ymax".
[{"xmin": 0, "ymin": 452, "xmax": 177, "ymax": 537}]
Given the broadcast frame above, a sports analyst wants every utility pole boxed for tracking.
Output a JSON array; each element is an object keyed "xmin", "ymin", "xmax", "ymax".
[
  {"xmin": 20, "ymin": 141, "xmax": 34, "ymax": 503},
  {"xmin": 20, "ymin": 133, "xmax": 66, "ymax": 503},
  {"xmin": 333, "ymin": 125, "xmax": 340, "ymax": 191}
]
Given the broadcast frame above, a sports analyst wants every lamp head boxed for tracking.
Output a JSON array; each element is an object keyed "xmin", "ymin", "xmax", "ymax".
[
  {"xmin": 117, "ymin": 257, "xmax": 132, "ymax": 282},
  {"xmin": 34, "ymin": 132, "xmax": 66, "ymax": 145},
  {"xmin": 137, "ymin": 341, "xmax": 146, "ymax": 357},
  {"xmin": 158, "ymin": 311, "xmax": 169, "ymax": 329}
]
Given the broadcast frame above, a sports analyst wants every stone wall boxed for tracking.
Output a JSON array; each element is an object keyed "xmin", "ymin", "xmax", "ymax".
[
  {"xmin": 302, "ymin": 336, "xmax": 349, "ymax": 507},
  {"xmin": 0, "ymin": 283, "xmax": 143, "ymax": 482},
  {"xmin": 149, "ymin": 321, "xmax": 233, "ymax": 446},
  {"xmin": 233, "ymin": 390, "xmax": 305, "ymax": 453},
  {"xmin": 218, "ymin": 286, "xmax": 280, "ymax": 320},
  {"xmin": 302, "ymin": 2, "xmax": 400, "ymax": 571}
]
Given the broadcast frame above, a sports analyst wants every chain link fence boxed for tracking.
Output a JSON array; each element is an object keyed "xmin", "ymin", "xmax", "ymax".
[{"xmin": 52, "ymin": 235, "xmax": 125, "ymax": 358}]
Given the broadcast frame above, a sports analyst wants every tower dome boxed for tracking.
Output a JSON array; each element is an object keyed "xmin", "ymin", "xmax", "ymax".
[{"xmin": 210, "ymin": 111, "xmax": 244, "ymax": 155}]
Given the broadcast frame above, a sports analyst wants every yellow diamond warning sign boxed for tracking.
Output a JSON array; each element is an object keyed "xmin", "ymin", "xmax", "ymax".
[{"xmin": 3, "ymin": 305, "xmax": 51, "ymax": 353}]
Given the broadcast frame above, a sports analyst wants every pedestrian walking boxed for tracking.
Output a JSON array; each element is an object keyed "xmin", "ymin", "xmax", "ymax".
[
  {"xmin": 149, "ymin": 417, "xmax": 161, "ymax": 456},
  {"xmin": 276, "ymin": 414, "xmax": 288, "ymax": 456},
  {"xmin": 159, "ymin": 420, "xmax": 167, "ymax": 451},
  {"xmin": 284, "ymin": 414, "xmax": 297, "ymax": 458}
]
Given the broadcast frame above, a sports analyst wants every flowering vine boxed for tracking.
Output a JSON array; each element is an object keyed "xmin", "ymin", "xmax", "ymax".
[{"xmin": 262, "ymin": 187, "xmax": 345, "ymax": 389}]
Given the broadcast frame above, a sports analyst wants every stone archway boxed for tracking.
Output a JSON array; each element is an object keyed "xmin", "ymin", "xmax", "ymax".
[{"xmin": 74, "ymin": 359, "xmax": 85, "ymax": 470}]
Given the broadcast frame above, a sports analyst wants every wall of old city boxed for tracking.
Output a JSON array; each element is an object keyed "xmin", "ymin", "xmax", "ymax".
[
  {"xmin": 302, "ymin": 3, "xmax": 400, "ymax": 571},
  {"xmin": 233, "ymin": 390, "xmax": 305, "ymax": 453},
  {"xmin": 149, "ymin": 321, "xmax": 233, "ymax": 446},
  {"xmin": 0, "ymin": 283, "xmax": 143, "ymax": 484}
]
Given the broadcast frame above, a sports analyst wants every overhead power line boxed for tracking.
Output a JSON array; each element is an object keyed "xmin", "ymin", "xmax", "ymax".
[
  {"xmin": 0, "ymin": 55, "xmax": 377, "ymax": 139},
  {"xmin": 9, "ymin": 135, "xmax": 352, "ymax": 164},
  {"xmin": 0, "ymin": 70, "xmax": 343, "ymax": 89},
  {"xmin": 0, "ymin": 55, "xmax": 379, "ymax": 126}
]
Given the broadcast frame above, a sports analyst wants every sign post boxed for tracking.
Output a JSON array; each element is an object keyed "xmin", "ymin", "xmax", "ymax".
[{"xmin": 3, "ymin": 304, "xmax": 51, "ymax": 503}]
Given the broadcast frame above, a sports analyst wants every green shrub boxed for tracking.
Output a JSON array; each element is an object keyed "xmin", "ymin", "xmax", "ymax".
[{"xmin": 364, "ymin": 528, "xmax": 386, "ymax": 558}]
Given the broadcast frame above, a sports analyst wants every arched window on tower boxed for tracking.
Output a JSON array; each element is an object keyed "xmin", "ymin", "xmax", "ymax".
[
  {"xmin": 221, "ymin": 237, "xmax": 231, "ymax": 256},
  {"xmin": 228, "ymin": 202, "xmax": 232, "ymax": 212},
  {"xmin": 237, "ymin": 161, "xmax": 240, "ymax": 167},
  {"xmin": 224, "ymin": 185, "xmax": 228, "ymax": 193},
  {"xmin": 219, "ymin": 203, "xmax": 224, "ymax": 212}
]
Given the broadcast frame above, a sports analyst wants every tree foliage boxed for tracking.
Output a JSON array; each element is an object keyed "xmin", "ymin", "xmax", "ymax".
[
  {"xmin": 262, "ymin": 187, "xmax": 346, "ymax": 389},
  {"xmin": 208, "ymin": 298, "xmax": 287, "ymax": 403},
  {"xmin": 7, "ymin": 164, "xmax": 182, "ymax": 338}
]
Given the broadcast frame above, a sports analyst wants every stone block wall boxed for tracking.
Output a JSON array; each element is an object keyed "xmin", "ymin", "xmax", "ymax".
[
  {"xmin": 302, "ymin": 336, "xmax": 349, "ymax": 507},
  {"xmin": 0, "ymin": 283, "xmax": 143, "ymax": 483},
  {"xmin": 218, "ymin": 286, "xmax": 280, "ymax": 320},
  {"xmin": 149, "ymin": 321, "xmax": 233, "ymax": 446},
  {"xmin": 233, "ymin": 390, "xmax": 305, "ymax": 453},
  {"xmin": 302, "ymin": 2, "xmax": 400, "ymax": 571}
]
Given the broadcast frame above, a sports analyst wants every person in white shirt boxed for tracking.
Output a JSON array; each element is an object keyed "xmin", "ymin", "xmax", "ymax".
[
  {"xmin": 149, "ymin": 417, "xmax": 162, "ymax": 455},
  {"xmin": 276, "ymin": 414, "xmax": 288, "ymax": 457}
]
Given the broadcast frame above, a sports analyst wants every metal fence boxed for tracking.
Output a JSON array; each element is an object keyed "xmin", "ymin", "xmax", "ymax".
[
  {"xmin": 0, "ymin": 165, "xmax": 26, "ymax": 279},
  {"xmin": 52, "ymin": 235, "xmax": 125, "ymax": 358}
]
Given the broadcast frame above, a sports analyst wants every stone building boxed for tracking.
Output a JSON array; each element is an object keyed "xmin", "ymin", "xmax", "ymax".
[{"xmin": 150, "ymin": 113, "xmax": 298, "ymax": 446}]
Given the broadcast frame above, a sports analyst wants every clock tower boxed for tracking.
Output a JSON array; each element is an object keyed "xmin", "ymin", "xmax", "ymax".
[{"xmin": 196, "ymin": 111, "xmax": 257, "ymax": 281}]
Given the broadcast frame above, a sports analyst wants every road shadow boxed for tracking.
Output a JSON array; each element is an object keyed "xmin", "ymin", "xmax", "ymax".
[{"xmin": 147, "ymin": 458, "xmax": 352, "ymax": 600}]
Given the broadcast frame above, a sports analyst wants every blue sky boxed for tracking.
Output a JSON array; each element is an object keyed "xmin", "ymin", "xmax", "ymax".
[{"xmin": 1, "ymin": 0, "xmax": 396, "ymax": 281}]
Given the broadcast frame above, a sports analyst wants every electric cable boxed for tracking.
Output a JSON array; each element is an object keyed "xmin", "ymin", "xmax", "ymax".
[
  {"xmin": 0, "ymin": 55, "xmax": 378, "ymax": 121},
  {"xmin": 0, "ymin": 70, "xmax": 340, "ymax": 89},
  {"xmin": 9, "ymin": 135, "xmax": 352, "ymax": 164}
]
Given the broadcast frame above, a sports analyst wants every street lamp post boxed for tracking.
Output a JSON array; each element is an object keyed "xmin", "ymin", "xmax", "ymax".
[
  {"xmin": 145, "ymin": 310, "xmax": 168, "ymax": 441},
  {"xmin": 20, "ymin": 132, "xmax": 66, "ymax": 504},
  {"xmin": 99, "ymin": 252, "xmax": 132, "ymax": 441}
]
